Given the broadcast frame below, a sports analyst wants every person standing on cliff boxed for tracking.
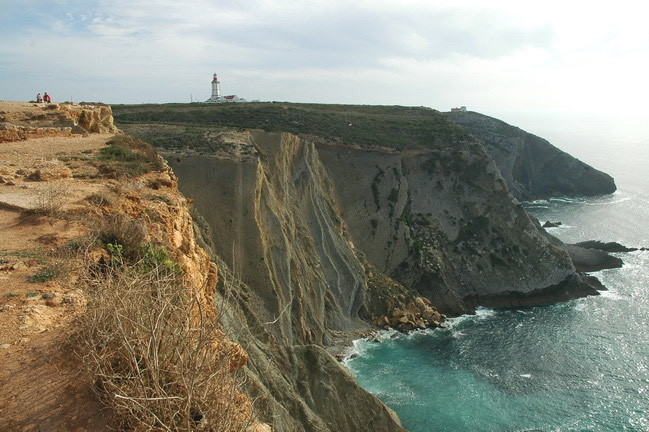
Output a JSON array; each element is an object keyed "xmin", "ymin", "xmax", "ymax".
[
  {"xmin": 43, "ymin": 92, "xmax": 51, "ymax": 103},
  {"xmin": 36, "ymin": 93, "xmax": 43, "ymax": 103}
]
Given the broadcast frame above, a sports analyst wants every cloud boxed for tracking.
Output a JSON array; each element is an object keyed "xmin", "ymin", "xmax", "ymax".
[{"xmin": 0, "ymin": 0, "xmax": 648, "ymax": 113}]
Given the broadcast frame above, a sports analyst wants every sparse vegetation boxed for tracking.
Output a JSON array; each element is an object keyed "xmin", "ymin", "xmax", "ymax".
[
  {"xmin": 371, "ymin": 168, "xmax": 385, "ymax": 211},
  {"xmin": 30, "ymin": 181, "xmax": 67, "ymax": 216},
  {"xmin": 28, "ymin": 265, "xmax": 61, "ymax": 283},
  {"xmin": 96, "ymin": 213, "xmax": 147, "ymax": 260},
  {"xmin": 148, "ymin": 194, "xmax": 174, "ymax": 206},
  {"xmin": 95, "ymin": 134, "xmax": 164, "ymax": 178},
  {"xmin": 78, "ymin": 257, "xmax": 251, "ymax": 431},
  {"xmin": 85, "ymin": 192, "xmax": 112, "ymax": 206},
  {"xmin": 113, "ymin": 102, "xmax": 474, "ymax": 151},
  {"xmin": 0, "ymin": 249, "xmax": 43, "ymax": 259}
]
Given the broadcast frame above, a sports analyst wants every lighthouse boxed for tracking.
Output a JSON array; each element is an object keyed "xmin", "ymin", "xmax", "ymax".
[
  {"xmin": 211, "ymin": 73, "xmax": 221, "ymax": 100},
  {"xmin": 205, "ymin": 73, "xmax": 247, "ymax": 103}
]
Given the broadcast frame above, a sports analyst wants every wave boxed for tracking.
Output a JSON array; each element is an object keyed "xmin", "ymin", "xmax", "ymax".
[
  {"xmin": 526, "ymin": 199, "xmax": 550, "ymax": 205},
  {"xmin": 548, "ymin": 196, "xmax": 585, "ymax": 204},
  {"xmin": 598, "ymin": 290, "xmax": 625, "ymax": 301},
  {"xmin": 445, "ymin": 306, "xmax": 496, "ymax": 329},
  {"xmin": 342, "ymin": 329, "xmax": 400, "ymax": 365}
]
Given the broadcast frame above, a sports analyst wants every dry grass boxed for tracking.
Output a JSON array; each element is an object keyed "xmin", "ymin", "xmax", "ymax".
[{"xmin": 78, "ymin": 260, "xmax": 252, "ymax": 432}]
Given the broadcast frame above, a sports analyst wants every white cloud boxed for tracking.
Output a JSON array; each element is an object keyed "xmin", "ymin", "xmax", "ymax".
[{"xmin": 0, "ymin": 0, "xmax": 647, "ymax": 116}]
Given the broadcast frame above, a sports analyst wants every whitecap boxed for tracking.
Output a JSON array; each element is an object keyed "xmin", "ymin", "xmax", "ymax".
[
  {"xmin": 598, "ymin": 290, "xmax": 625, "ymax": 301},
  {"xmin": 341, "ymin": 329, "xmax": 397, "ymax": 365},
  {"xmin": 526, "ymin": 199, "xmax": 550, "ymax": 205},
  {"xmin": 445, "ymin": 306, "xmax": 496, "ymax": 329},
  {"xmin": 550, "ymin": 197, "xmax": 583, "ymax": 204},
  {"xmin": 475, "ymin": 306, "xmax": 496, "ymax": 318}
]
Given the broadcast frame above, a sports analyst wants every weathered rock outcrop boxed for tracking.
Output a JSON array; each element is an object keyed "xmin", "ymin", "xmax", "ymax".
[
  {"xmin": 57, "ymin": 103, "xmax": 119, "ymax": 134},
  {"xmin": 0, "ymin": 102, "xmax": 118, "ymax": 142},
  {"xmin": 562, "ymin": 244, "xmax": 623, "ymax": 272},
  {"xmin": 444, "ymin": 111, "xmax": 616, "ymax": 200}
]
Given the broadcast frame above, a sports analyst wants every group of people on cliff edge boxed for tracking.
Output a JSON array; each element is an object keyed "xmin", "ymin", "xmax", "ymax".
[{"xmin": 36, "ymin": 92, "xmax": 51, "ymax": 103}]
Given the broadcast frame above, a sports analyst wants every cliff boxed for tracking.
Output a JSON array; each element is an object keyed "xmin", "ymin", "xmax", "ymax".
[
  {"xmin": 110, "ymin": 102, "xmax": 614, "ymax": 430},
  {"xmin": 163, "ymin": 129, "xmax": 602, "ymax": 429},
  {"xmin": 166, "ymin": 129, "xmax": 600, "ymax": 318},
  {"xmin": 444, "ymin": 111, "xmax": 617, "ymax": 201},
  {"xmin": 167, "ymin": 131, "xmax": 407, "ymax": 431}
]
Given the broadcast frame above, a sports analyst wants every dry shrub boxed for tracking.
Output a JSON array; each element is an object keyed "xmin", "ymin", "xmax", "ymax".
[
  {"xmin": 31, "ymin": 181, "xmax": 67, "ymax": 216},
  {"xmin": 96, "ymin": 213, "xmax": 148, "ymax": 258},
  {"xmin": 79, "ymin": 261, "xmax": 252, "ymax": 431}
]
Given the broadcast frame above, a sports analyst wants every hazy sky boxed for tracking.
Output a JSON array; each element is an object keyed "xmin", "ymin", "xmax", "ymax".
[{"xmin": 1, "ymin": 0, "xmax": 648, "ymax": 123}]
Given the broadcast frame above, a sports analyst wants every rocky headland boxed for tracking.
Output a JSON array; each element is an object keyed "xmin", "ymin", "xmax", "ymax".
[
  {"xmin": 444, "ymin": 110, "xmax": 617, "ymax": 201},
  {"xmin": 0, "ymin": 102, "xmax": 265, "ymax": 431}
]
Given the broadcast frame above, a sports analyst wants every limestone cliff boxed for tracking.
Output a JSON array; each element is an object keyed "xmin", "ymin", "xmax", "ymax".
[
  {"xmin": 0, "ymin": 101, "xmax": 257, "ymax": 431},
  {"xmin": 444, "ymin": 111, "xmax": 616, "ymax": 200}
]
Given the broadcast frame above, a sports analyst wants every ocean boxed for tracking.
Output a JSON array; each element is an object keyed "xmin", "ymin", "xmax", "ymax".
[{"xmin": 345, "ymin": 115, "xmax": 649, "ymax": 431}]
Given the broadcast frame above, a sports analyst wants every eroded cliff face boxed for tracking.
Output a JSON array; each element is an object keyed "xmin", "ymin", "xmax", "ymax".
[
  {"xmin": 444, "ymin": 111, "xmax": 616, "ymax": 201},
  {"xmin": 169, "ymin": 131, "xmax": 369, "ymax": 345},
  {"xmin": 315, "ymin": 138, "xmax": 586, "ymax": 313},
  {"xmin": 164, "ymin": 128, "xmax": 603, "ymax": 430},
  {"xmin": 167, "ymin": 131, "xmax": 406, "ymax": 431}
]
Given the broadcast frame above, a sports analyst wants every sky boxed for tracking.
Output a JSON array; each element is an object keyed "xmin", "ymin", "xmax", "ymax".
[{"xmin": 1, "ymin": 0, "xmax": 648, "ymax": 138}]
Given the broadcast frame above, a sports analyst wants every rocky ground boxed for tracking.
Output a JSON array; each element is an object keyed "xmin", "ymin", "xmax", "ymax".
[{"xmin": 0, "ymin": 101, "xmax": 121, "ymax": 430}]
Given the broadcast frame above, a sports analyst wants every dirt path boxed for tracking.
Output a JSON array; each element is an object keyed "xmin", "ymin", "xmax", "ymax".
[{"xmin": 0, "ymin": 327, "xmax": 115, "ymax": 431}]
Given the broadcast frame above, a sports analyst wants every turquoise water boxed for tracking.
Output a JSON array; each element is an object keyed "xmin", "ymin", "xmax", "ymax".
[{"xmin": 346, "ymin": 130, "xmax": 649, "ymax": 431}]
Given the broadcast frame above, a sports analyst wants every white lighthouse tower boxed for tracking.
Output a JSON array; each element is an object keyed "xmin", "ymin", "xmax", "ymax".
[
  {"xmin": 211, "ymin": 73, "xmax": 221, "ymax": 100},
  {"xmin": 205, "ymin": 72, "xmax": 246, "ymax": 103}
]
